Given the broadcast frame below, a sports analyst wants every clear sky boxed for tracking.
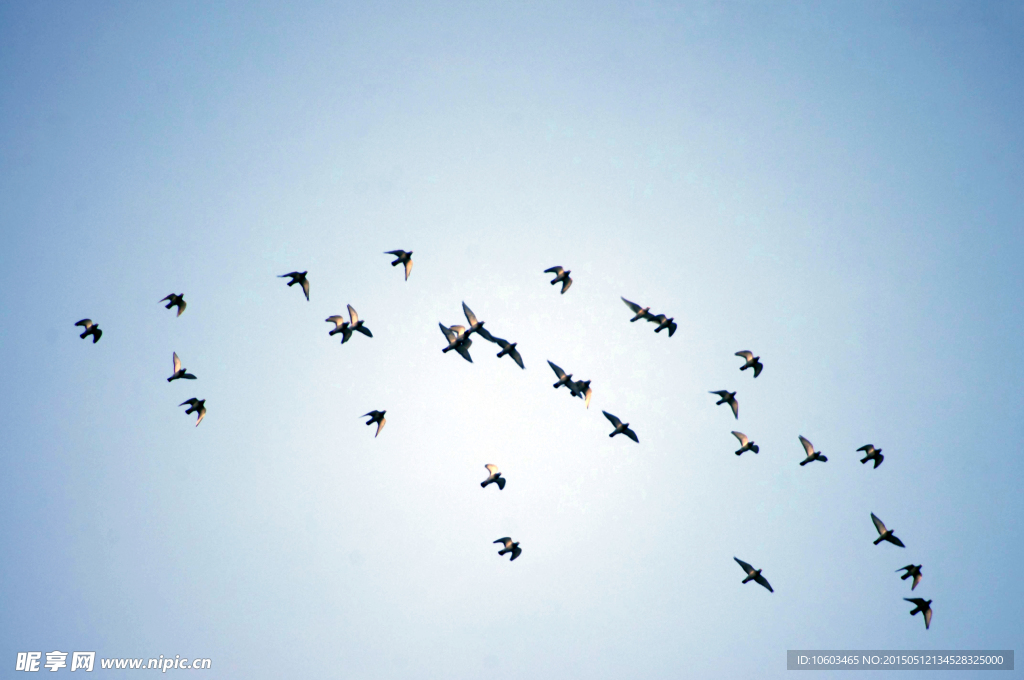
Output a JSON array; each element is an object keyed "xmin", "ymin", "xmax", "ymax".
[{"xmin": 2, "ymin": 2, "xmax": 1022, "ymax": 678}]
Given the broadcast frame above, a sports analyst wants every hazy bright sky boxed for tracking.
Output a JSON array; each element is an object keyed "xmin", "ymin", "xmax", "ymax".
[{"xmin": 2, "ymin": 2, "xmax": 1022, "ymax": 678}]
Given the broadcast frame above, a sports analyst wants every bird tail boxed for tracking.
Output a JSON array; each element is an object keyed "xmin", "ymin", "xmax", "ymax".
[
  {"xmin": 818, "ymin": 455, "xmax": 827, "ymax": 462},
  {"xmin": 799, "ymin": 459, "xmax": 809, "ymax": 466},
  {"xmin": 480, "ymin": 480, "xmax": 489, "ymax": 488},
  {"xmin": 873, "ymin": 537, "xmax": 883, "ymax": 545},
  {"xmin": 735, "ymin": 449, "xmax": 743, "ymax": 456},
  {"xmin": 860, "ymin": 456, "xmax": 869, "ymax": 463}
]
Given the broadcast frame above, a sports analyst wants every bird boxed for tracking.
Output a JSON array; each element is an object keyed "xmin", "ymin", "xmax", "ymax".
[
  {"xmin": 904, "ymin": 598, "xmax": 933, "ymax": 630},
  {"xmin": 346, "ymin": 305, "xmax": 372, "ymax": 338},
  {"xmin": 602, "ymin": 411, "xmax": 639, "ymax": 442},
  {"xmin": 75, "ymin": 319, "xmax": 102, "ymax": 343},
  {"xmin": 362, "ymin": 410, "xmax": 386, "ymax": 437},
  {"xmin": 731, "ymin": 431, "xmax": 759, "ymax": 455},
  {"xmin": 440, "ymin": 323, "xmax": 473, "ymax": 363},
  {"xmin": 544, "ymin": 266, "xmax": 572, "ymax": 294},
  {"xmin": 871, "ymin": 512, "xmax": 905, "ymax": 547},
  {"xmin": 574, "ymin": 379, "xmax": 593, "ymax": 409},
  {"xmin": 167, "ymin": 352, "xmax": 197, "ymax": 382},
  {"xmin": 384, "ymin": 250, "xmax": 413, "ymax": 280},
  {"xmin": 481, "ymin": 464, "xmax": 506, "ymax": 490},
  {"xmin": 858, "ymin": 444, "xmax": 884, "ymax": 468},
  {"xmin": 798, "ymin": 435, "xmax": 827, "ymax": 465},
  {"xmin": 160, "ymin": 294, "xmax": 187, "ymax": 317},
  {"xmin": 492, "ymin": 337, "xmax": 524, "ymax": 369},
  {"xmin": 325, "ymin": 315, "xmax": 352, "ymax": 343},
  {"xmin": 179, "ymin": 398, "xmax": 206, "ymax": 426},
  {"xmin": 494, "ymin": 537, "xmax": 522, "ymax": 561},
  {"xmin": 897, "ymin": 565, "xmax": 923, "ymax": 591},
  {"xmin": 461, "ymin": 302, "xmax": 494, "ymax": 341},
  {"xmin": 710, "ymin": 390, "xmax": 739, "ymax": 419},
  {"xmin": 621, "ymin": 297, "xmax": 654, "ymax": 322},
  {"xmin": 734, "ymin": 557, "xmax": 774, "ymax": 593},
  {"xmin": 278, "ymin": 271, "xmax": 309, "ymax": 300},
  {"xmin": 650, "ymin": 314, "xmax": 678, "ymax": 336},
  {"xmin": 735, "ymin": 351, "xmax": 763, "ymax": 377},
  {"xmin": 547, "ymin": 361, "xmax": 579, "ymax": 396}
]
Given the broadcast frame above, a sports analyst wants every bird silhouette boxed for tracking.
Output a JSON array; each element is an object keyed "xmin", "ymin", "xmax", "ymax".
[
  {"xmin": 710, "ymin": 390, "xmax": 739, "ymax": 419},
  {"xmin": 547, "ymin": 361, "xmax": 579, "ymax": 396},
  {"xmin": 871, "ymin": 512, "xmax": 905, "ymax": 547},
  {"xmin": 904, "ymin": 598, "xmax": 933, "ymax": 630},
  {"xmin": 362, "ymin": 410, "xmax": 386, "ymax": 437},
  {"xmin": 461, "ymin": 302, "xmax": 494, "ymax": 341},
  {"xmin": 346, "ymin": 305, "xmax": 372, "ymax": 338},
  {"xmin": 325, "ymin": 315, "xmax": 352, "ymax": 343},
  {"xmin": 167, "ymin": 352, "xmax": 197, "ymax": 382},
  {"xmin": 278, "ymin": 271, "xmax": 309, "ymax": 300},
  {"xmin": 544, "ymin": 266, "xmax": 572, "ymax": 294},
  {"xmin": 621, "ymin": 297, "xmax": 654, "ymax": 322},
  {"xmin": 160, "ymin": 294, "xmax": 187, "ymax": 317},
  {"xmin": 440, "ymin": 324, "xmax": 473, "ymax": 363},
  {"xmin": 734, "ymin": 557, "xmax": 773, "ymax": 593},
  {"xmin": 494, "ymin": 537, "xmax": 522, "ymax": 561},
  {"xmin": 858, "ymin": 444, "xmax": 884, "ymax": 468},
  {"xmin": 179, "ymin": 398, "xmax": 206, "ymax": 426},
  {"xmin": 897, "ymin": 564, "xmax": 923, "ymax": 591},
  {"xmin": 574, "ymin": 379, "xmax": 592, "ymax": 409},
  {"xmin": 385, "ymin": 250, "xmax": 413, "ymax": 280},
  {"xmin": 481, "ymin": 464, "xmax": 506, "ymax": 490},
  {"xmin": 731, "ymin": 431, "xmax": 759, "ymax": 455},
  {"xmin": 602, "ymin": 411, "xmax": 638, "ymax": 442},
  {"xmin": 75, "ymin": 319, "xmax": 102, "ymax": 343},
  {"xmin": 798, "ymin": 435, "xmax": 827, "ymax": 465},
  {"xmin": 735, "ymin": 351, "xmax": 763, "ymax": 377},
  {"xmin": 492, "ymin": 337, "xmax": 524, "ymax": 369},
  {"xmin": 650, "ymin": 314, "xmax": 678, "ymax": 336}
]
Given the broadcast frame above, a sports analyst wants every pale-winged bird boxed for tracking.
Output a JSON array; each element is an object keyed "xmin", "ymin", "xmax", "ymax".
[
  {"xmin": 481, "ymin": 464, "xmax": 506, "ymax": 490},
  {"xmin": 871, "ymin": 512, "xmax": 905, "ymax": 547},
  {"xmin": 602, "ymin": 411, "xmax": 638, "ymax": 442},
  {"xmin": 440, "ymin": 324, "xmax": 473, "ymax": 363},
  {"xmin": 732, "ymin": 431, "xmax": 759, "ymax": 455},
  {"xmin": 621, "ymin": 297, "xmax": 654, "ymax": 322},
  {"xmin": 160, "ymin": 294, "xmax": 186, "ymax": 317},
  {"xmin": 574, "ymin": 379, "xmax": 592, "ymax": 409},
  {"xmin": 798, "ymin": 435, "xmax": 827, "ymax": 465},
  {"xmin": 904, "ymin": 598, "xmax": 932, "ymax": 630},
  {"xmin": 858, "ymin": 444, "xmax": 884, "ymax": 468},
  {"xmin": 710, "ymin": 390, "xmax": 738, "ymax": 419},
  {"xmin": 544, "ymin": 266, "xmax": 572, "ymax": 294},
  {"xmin": 548, "ymin": 361, "xmax": 579, "ymax": 396},
  {"xmin": 346, "ymin": 305, "xmax": 372, "ymax": 338},
  {"xmin": 179, "ymin": 398, "xmax": 206, "ymax": 426},
  {"xmin": 735, "ymin": 351, "xmax": 763, "ymax": 377},
  {"xmin": 326, "ymin": 315, "xmax": 352, "ymax": 343},
  {"xmin": 75, "ymin": 319, "xmax": 102, "ymax": 343},
  {"xmin": 385, "ymin": 250, "xmax": 413, "ymax": 280},
  {"xmin": 167, "ymin": 352, "xmax": 197, "ymax": 382},
  {"xmin": 278, "ymin": 271, "xmax": 309, "ymax": 301},
  {"xmin": 461, "ymin": 302, "xmax": 494, "ymax": 341},
  {"xmin": 897, "ymin": 565, "xmax": 923, "ymax": 591},
  {"xmin": 494, "ymin": 537, "xmax": 522, "ymax": 561},
  {"xmin": 362, "ymin": 410, "xmax": 386, "ymax": 437},
  {"xmin": 492, "ymin": 337, "xmax": 524, "ymax": 369},
  {"xmin": 734, "ymin": 557, "xmax": 773, "ymax": 593}
]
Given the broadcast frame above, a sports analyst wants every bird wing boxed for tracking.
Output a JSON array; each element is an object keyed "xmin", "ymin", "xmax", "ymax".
[
  {"xmin": 621, "ymin": 297, "xmax": 643, "ymax": 314},
  {"xmin": 548, "ymin": 360, "xmax": 568, "ymax": 380},
  {"xmin": 646, "ymin": 313, "xmax": 666, "ymax": 325},
  {"xmin": 734, "ymin": 557, "xmax": 754, "ymax": 575},
  {"xmin": 375, "ymin": 417, "xmax": 385, "ymax": 437},
  {"xmin": 493, "ymin": 337, "xmax": 509, "ymax": 349},
  {"xmin": 462, "ymin": 302, "xmax": 478, "ymax": 326},
  {"xmin": 871, "ymin": 513, "xmax": 887, "ymax": 535},
  {"xmin": 560, "ymin": 277, "xmax": 572, "ymax": 294},
  {"xmin": 732, "ymin": 431, "xmax": 749, "ymax": 446},
  {"xmin": 160, "ymin": 295, "xmax": 173, "ymax": 303},
  {"xmin": 75, "ymin": 319, "xmax": 92, "ymax": 328},
  {"xmin": 735, "ymin": 351, "xmax": 754, "ymax": 361},
  {"xmin": 510, "ymin": 545, "xmax": 522, "ymax": 560},
  {"xmin": 667, "ymin": 320, "xmax": 677, "ymax": 336},
  {"xmin": 485, "ymin": 464, "xmax": 499, "ymax": 474},
  {"xmin": 923, "ymin": 606, "xmax": 931, "ymax": 629},
  {"xmin": 347, "ymin": 304, "xmax": 359, "ymax": 324},
  {"xmin": 799, "ymin": 435, "xmax": 815, "ymax": 457},
  {"xmin": 887, "ymin": 534, "xmax": 905, "ymax": 548},
  {"xmin": 385, "ymin": 250, "xmax": 404, "ymax": 256},
  {"xmin": 873, "ymin": 454, "xmax": 884, "ymax": 468},
  {"xmin": 327, "ymin": 315, "xmax": 346, "ymax": 328},
  {"xmin": 857, "ymin": 444, "xmax": 874, "ymax": 453},
  {"xmin": 754, "ymin": 573, "xmax": 773, "ymax": 592},
  {"xmin": 404, "ymin": 258, "xmax": 412, "ymax": 280},
  {"xmin": 624, "ymin": 427, "xmax": 639, "ymax": 443},
  {"xmin": 602, "ymin": 411, "xmax": 622, "ymax": 427},
  {"xmin": 455, "ymin": 341, "xmax": 473, "ymax": 363},
  {"xmin": 195, "ymin": 406, "xmax": 205, "ymax": 426},
  {"xmin": 362, "ymin": 411, "xmax": 379, "ymax": 419},
  {"xmin": 728, "ymin": 398, "xmax": 739, "ymax": 419},
  {"xmin": 582, "ymin": 386, "xmax": 592, "ymax": 409},
  {"xmin": 449, "ymin": 325, "xmax": 467, "ymax": 337},
  {"xmin": 905, "ymin": 597, "xmax": 928, "ymax": 607},
  {"xmin": 752, "ymin": 361, "xmax": 762, "ymax": 377},
  {"xmin": 494, "ymin": 537, "xmax": 512, "ymax": 548},
  {"xmin": 300, "ymin": 278, "xmax": 310, "ymax": 300},
  {"xmin": 509, "ymin": 346, "xmax": 524, "ymax": 369},
  {"xmin": 440, "ymin": 324, "xmax": 456, "ymax": 343},
  {"xmin": 476, "ymin": 326, "xmax": 495, "ymax": 342},
  {"xmin": 179, "ymin": 398, "xmax": 198, "ymax": 407},
  {"xmin": 710, "ymin": 390, "xmax": 728, "ymax": 398},
  {"xmin": 354, "ymin": 325, "xmax": 373, "ymax": 337},
  {"xmin": 339, "ymin": 327, "xmax": 352, "ymax": 343},
  {"xmin": 544, "ymin": 266, "xmax": 564, "ymax": 275},
  {"xmin": 912, "ymin": 573, "xmax": 922, "ymax": 590},
  {"xmin": 175, "ymin": 299, "xmax": 186, "ymax": 316},
  {"xmin": 173, "ymin": 352, "xmax": 181, "ymax": 373}
]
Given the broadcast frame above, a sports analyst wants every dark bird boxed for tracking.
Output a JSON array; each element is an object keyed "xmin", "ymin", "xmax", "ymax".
[
  {"xmin": 731, "ymin": 431, "xmax": 759, "ymax": 455},
  {"xmin": 440, "ymin": 324, "xmax": 473, "ymax": 363},
  {"xmin": 904, "ymin": 598, "xmax": 933, "ymax": 630},
  {"xmin": 75, "ymin": 319, "xmax": 102, "ymax": 343},
  {"xmin": 494, "ymin": 537, "xmax": 522, "ymax": 561},
  {"xmin": 735, "ymin": 351, "xmax": 763, "ymax": 377},
  {"xmin": 167, "ymin": 352, "xmax": 197, "ymax": 382},
  {"xmin": 461, "ymin": 302, "xmax": 494, "ymax": 341},
  {"xmin": 710, "ymin": 390, "xmax": 739, "ymax": 419},
  {"xmin": 384, "ymin": 250, "xmax": 413, "ymax": 280},
  {"xmin": 897, "ymin": 565, "xmax": 923, "ymax": 591},
  {"xmin": 621, "ymin": 297, "xmax": 655, "ymax": 322},
  {"xmin": 574, "ymin": 379, "xmax": 593, "ymax": 409},
  {"xmin": 547, "ymin": 361, "xmax": 579, "ymax": 396},
  {"xmin": 602, "ymin": 411, "xmax": 639, "ymax": 442},
  {"xmin": 798, "ymin": 435, "xmax": 827, "ymax": 465},
  {"xmin": 179, "ymin": 398, "xmax": 206, "ymax": 426},
  {"xmin": 544, "ymin": 266, "xmax": 572, "ymax": 294},
  {"xmin": 160, "ymin": 294, "xmax": 187, "ymax": 317},
  {"xmin": 858, "ymin": 444, "xmax": 884, "ymax": 468},
  {"xmin": 362, "ymin": 410, "xmax": 386, "ymax": 437},
  {"xmin": 278, "ymin": 271, "xmax": 309, "ymax": 301},
  {"xmin": 734, "ymin": 557, "xmax": 773, "ymax": 593},
  {"xmin": 650, "ymin": 313, "xmax": 678, "ymax": 336},
  {"xmin": 871, "ymin": 512, "xmax": 905, "ymax": 547},
  {"xmin": 492, "ymin": 337, "xmax": 524, "ymax": 369},
  {"xmin": 325, "ymin": 315, "xmax": 352, "ymax": 343},
  {"xmin": 481, "ymin": 464, "xmax": 506, "ymax": 490},
  {"xmin": 346, "ymin": 305, "xmax": 372, "ymax": 338}
]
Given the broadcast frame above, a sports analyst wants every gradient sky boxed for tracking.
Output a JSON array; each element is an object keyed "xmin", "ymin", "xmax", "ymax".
[{"xmin": 2, "ymin": 2, "xmax": 1022, "ymax": 678}]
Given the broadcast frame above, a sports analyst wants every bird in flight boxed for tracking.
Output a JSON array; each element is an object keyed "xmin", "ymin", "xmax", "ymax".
[
  {"xmin": 735, "ymin": 351, "xmax": 763, "ymax": 377},
  {"xmin": 544, "ymin": 266, "xmax": 572, "ymax": 294},
  {"xmin": 649, "ymin": 313, "xmax": 678, "ymax": 336},
  {"xmin": 325, "ymin": 315, "xmax": 352, "ymax": 343},
  {"xmin": 440, "ymin": 323, "xmax": 474, "ymax": 363},
  {"xmin": 167, "ymin": 352, "xmax": 197, "ymax": 382},
  {"xmin": 798, "ymin": 435, "xmax": 827, "ymax": 465},
  {"xmin": 547, "ymin": 361, "xmax": 579, "ymax": 396},
  {"xmin": 494, "ymin": 537, "xmax": 522, "ymax": 561},
  {"xmin": 897, "ymin": 564, "xmax": 923, "ymax": 591},
  {"xmin": 278, "ymin": 271, "xmax": 309, "ymax": 301},
  {"xmin": 734, "ymin": 557, "xmax": 773, "ymax": 593},
  {"xmin": 710, "ymin": 390, "xmax": 739, "ymax": 419},
  {"xmin": 179, "ymin": 398, "xmax": 206, "ymax": 426},
  {"xmin": 904, "ymin": 598, "xmax": 933, "ymax": 630},
  {"xmin": 362, "ymin": 410, "xmax": 386, "ymax": 437},
  {"xmin": 858, "ymin": 444, "xmax": 884, "ymax": 468},
  {"xmin": 621, "ymin": 297, "xmax": 654, "ymax": 322},
  {"xmin": 731, "ymin": 431, "xmax": 759, "ymax": 455},
  {"xmin": 461, "ymin": 302, "xmax": 494, "ymax": 341},
  {"xmin": 346, "ymin": 305, "xmax": 373, "ymax": 339},
  {"xmin": 602, "ymin": 411, "xmax": 639, "ymax": 442},
  {"xmin": 871, "ymin": 512, "xmax": 905, "ymax": 547},
  {"xmin": 160, "ymin": 294, "xmax": 187, "ymax": 317},
  {"xmin": 481, "ymin": 464, "xmax": 506, "ymax": 490},
  {"xmin": 492, "ymin": 337, "xmax": 524, "ymax": 369},
  {"xmin": 574, "ymin": 379, "xmax": 593, "ymax": 409},
  {"xmin": 75, "ymin": 319, "xmax": 102, "ymax": 343},
  {"xmin": 385, "ymin": 250, "xmax": 413, "ymax": 280}
]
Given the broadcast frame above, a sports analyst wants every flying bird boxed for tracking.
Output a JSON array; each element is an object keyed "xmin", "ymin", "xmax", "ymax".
[
  {"xmin": 574, "ymin": 379, "xmax": 593, "ymax": 409},
  {"xmin": 494, "ymin": 537, "xmax": 522, "ymax": 561},
  {"xmin": 346, "ymin": 305, "xmax": 372, "ymax": 338},
  {"xmin": 858, "ymin": 444, "xmax": 884, "ymax": 468},
  {"xmin": 798, "ymin": 435, "xmax": 827, "ymax": 465},
  {"xmin": 602, "ymin": 411, "xmax": 638, "ymax": 442},
  {"xmin": 492, "ymin": 337, "xmax": 524, "ymax": 369},
  {"xmin": 440, "ymin": 324, "xmax": 473, "ymax": 363},
  {"xmin": 904, "ymin": 598, "xmax": 933, "ymax": 630},
  {"xmin": 362, "ymin": 410, "xmax": 386, "ymax": 437},
  {"xmin": 547, "ymin": 361, "xmax": 579, "ymax": 396},
  {"xmin": 167, "ymin": 352, "xmax": 197, "ymax": 382},
  {"xmin": 75, "ymin": 319, "xmax": 102, "ymax": 343},
  {"xmin": 544, "ymin": 266, "xmax": 572, "ymax": 294},
  {"xmin": 621, "ymin": 297, "xmax": 654, "ymax": 322},
  {"xmin": 871, "ymin": 512, "xmax": 905, "ymax": 547},
  {"xmin": 179, "ymin": 398, "xmax": 206, "ymax": 426},
  {"xmin": 731, "ymin": 431, "xmax": 759, "ymax": 455},
  {"xmin": 325, "ymin": 315, "xmax": 352, "ymax": 343},
  {"xmin": 160, "ymin": 294, "xmax": 187, "ymax": 317},
  {"xmin": 897, "ymin": 564, "xmax": 923, "ymax": 591},
  {"xmin": 481, "ymin": 464, "xmax": 506, "ymax": 490},
  {"xmin": 735, "ymin": 351, "xmax": 763, "ymax": 377},
  {"xmin": 710, "ymin": 390, "xmax": 739, "ymax": 419},
  {"xmin": 650, "ymin": 314, "xmax": 678, "ymax": 336},
  {"xmin": 461, "ymin": 302, "xmax": 494, "ymax": 341},
  {"xmin": 734, "ymin": 557, "xmax": 774, "ymax": 593},
  {"xmin": 384, "ymin": 250, "xmax": 413, "ymax": 280},
  {"xmin": 278, "ymin": 271, "xmax": 309, "ymax": 301}
]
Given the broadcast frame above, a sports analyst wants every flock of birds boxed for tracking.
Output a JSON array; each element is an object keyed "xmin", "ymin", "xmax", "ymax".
[{"xmin": 73, "ymin": 248, "xmax": 933, "ymax": 630}]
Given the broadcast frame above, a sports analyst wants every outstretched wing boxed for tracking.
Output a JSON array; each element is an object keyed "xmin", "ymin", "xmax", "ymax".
[
  {"xmin": 602, "ymin": 411, "xmax": 622, "ymax": 427},
  {"xmin": 485, "ymin": 464, "xmax": 499, "ymax": 474},
  {"xmin": 871, "ymin": 513, "xmax": 887, "ymax": 535},
  {"xmin": 300, "ymin": 278, "xmax": 310, "ymax": 300},
  {"xmin": 160, "ymin": 295, "xmax": 173, "ymax": 303},
  {"xmin": 327, "ymin": 315, "xmax": 346, "ymax": 329},
  {"xmin": 548, "ymin": 360, "xmax": 568, "ymax": 380},
  {"xmin": 873, "ymin": 453, "xmax": 884, "ymax": 468},
  {"xmin": 494, "ymin": 537, "xmax": 512, "ymax": 548},
  {"xmin": 455, "ymin": 340, "xmax": 473, "ymax": 363},
  {"xmin": 195, "ymin": 406, "xmax": 206, "ymax": 426},
  {"xmin": 347, "ymin": 304, "xmax": 359, "ymax": 324},
  {"xmin": 734, "ymin": 557, "xmax": 754, "ymax": 575},
  {"xmin": 75, "ymin": 319, "xmax": 92, "ymax": 328},
  {"xmin": 728, "ymin": 398, "xmax": 738, "ymax": 419},
  {"xmin": 923, "ymin": 607, "xmax": 932, "ymax": 629},
  {"xmin": 509, "ymin": 346, "xmax": 524, "ymax": 369},
  {"xmin": 173, "ymin": 352, "xmax": 181, "ymax": 373},
  {"xmin": 732, "ymin": 431, "xmax": 750, "ymax": 446},
  {"xmin": 560, "ymin": 277, "xmax": 572, "ymax": 294},
  {"xmin": 798, "ymin": 435, "xmax": 815, "ymax": 457},
  {"xmin": 440, "ymin": 323, "xmax": 456, "ymax": 343},
  {"xmin": 754, "ymin": 573, "xmax": 773, "ymax": 593},
  {"xmin": 857, "ymin": 444, "xmax": 874, "ymax": 453},
  {"xmin": 752, "ymin": 360, "xmax": 762, "ymax": 377},
  {"xmin": 462, "ymin": 302, "xmax": 478, "ymax": 326},
  {"xmin": 375, "ymin": 417, "xmax": 386, "ymax": 437},
  {"xmin": 544, "ymin": 266, "xmax": 564, "ymax": 275},
  {"xmin": 621, "ymin": 297, "xmax": 643, "ymax": 314},
  {"xmin": 581, "ymin": 385, "xmax": 592, "ymax": 409},
  {"xmin": 510, "ymin": 545, "xmax": 522, "ymax": 560},
  {"xmin": 624, "ymin": 427, "xmax": 639, "ymax": 443},
  {"xmin": 404, "ymin": 258, "xmax": 413, "ymax": 280},
  {"xmin": 735, "ymin": 351, "xmax": 754, "ymax": 361}
]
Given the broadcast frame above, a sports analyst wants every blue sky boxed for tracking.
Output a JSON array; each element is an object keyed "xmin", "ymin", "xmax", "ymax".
[{"xmin": 1, "ymin": 2, "xmax": 1022, "ymax": 678}]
